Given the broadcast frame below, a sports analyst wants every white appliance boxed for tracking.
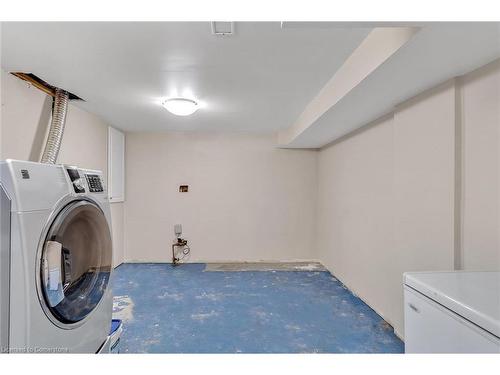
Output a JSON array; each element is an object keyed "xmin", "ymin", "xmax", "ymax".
[
  {"xmin": 404, "ymin": 271, "xmax": 500, "ymax": 353},
  {"xmin": 0, "ymin": 160, "xmax": 113, "ymax": 353}
]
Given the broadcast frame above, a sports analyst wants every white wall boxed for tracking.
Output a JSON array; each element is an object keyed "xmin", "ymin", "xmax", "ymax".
[
  {"xmin": 124, "ymin": 131, "xmax": 318, "ymax": 262},
  {"xmin": 316, "ymin": 60, "xmax": 500, "ymax": 339},
  {"xmin": 391, "ymin": 81, "xmax": 457, "ymax": 335},
  {"xmin": 317, "ymin": 114, "xmax": 396, "ymax": 328},
  {"xmin": 0, "ymin": 70, "xmax": 125, "ymax": 267},
  {"xmin": 0, "ymin": 72, "xmax": 50, "ymax": 161},
  {"xmin": 461, "ymin": 60, "xmax": 500, "ymax": 270}
]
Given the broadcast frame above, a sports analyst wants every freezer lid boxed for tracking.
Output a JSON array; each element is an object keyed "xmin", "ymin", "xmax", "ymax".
[{"xmin": 404, "ymin": 271, "xmax": 500, "ymax": 338}]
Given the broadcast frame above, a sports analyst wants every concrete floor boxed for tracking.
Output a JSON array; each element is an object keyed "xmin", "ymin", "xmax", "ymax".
[{"xmin": 111, "ymin": 263, "xmax": 404, "ymax": 353}]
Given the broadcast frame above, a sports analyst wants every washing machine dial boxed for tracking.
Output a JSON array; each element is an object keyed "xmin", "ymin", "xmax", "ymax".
[{"xmin": 73, "ymin": 178, "xmax": 86, "ymax": 193}]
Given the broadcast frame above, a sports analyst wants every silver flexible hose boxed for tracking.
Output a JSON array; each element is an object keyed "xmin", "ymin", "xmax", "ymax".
[{"xmin": 40, "ymin": 88, "xmax": 69, "ymax": 164}]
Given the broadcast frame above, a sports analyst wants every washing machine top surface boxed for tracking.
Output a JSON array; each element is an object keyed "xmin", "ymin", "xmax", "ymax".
[{"xmin": 0, "ymin": 160, "xmax": 107, "ymax": 212}]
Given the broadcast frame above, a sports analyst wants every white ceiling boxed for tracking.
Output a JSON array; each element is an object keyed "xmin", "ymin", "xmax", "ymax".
[
  {"xmin": 0, "ymin": 22, "xmax": 371, "ymax": 133},
  {"xmin": 2, "ymin": 22, "xmax": 499, "ymax": 148}
]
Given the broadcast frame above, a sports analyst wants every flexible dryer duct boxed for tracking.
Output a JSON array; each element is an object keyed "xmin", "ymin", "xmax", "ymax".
[{"xmin": 40, "ymin": 88, "xmax": 69, "ymax": 164}]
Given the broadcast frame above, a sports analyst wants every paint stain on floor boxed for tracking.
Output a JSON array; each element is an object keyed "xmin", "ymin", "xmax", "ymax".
[
  {"xmin": 111, "ymin": 263, "xmax": 404, "ymax": 353},
  {"xmin": 112, "ymin": 295, "xmax": 135, "ymax": 322}
]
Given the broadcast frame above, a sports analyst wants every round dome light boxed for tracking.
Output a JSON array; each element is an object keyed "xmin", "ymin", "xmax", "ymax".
[{"xmin": 162, "ymin": 98, "xmax": 199, "ymax": 116}]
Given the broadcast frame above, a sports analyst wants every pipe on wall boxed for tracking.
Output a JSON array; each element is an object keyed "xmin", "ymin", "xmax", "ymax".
[{"xmin": 40, "ymin": 88, "xmax": 69, "ymax": 164}]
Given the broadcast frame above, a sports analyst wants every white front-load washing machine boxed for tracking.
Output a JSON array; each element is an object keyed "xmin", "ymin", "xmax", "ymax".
[{"xmin": 0, "ymin": 160, "xmax": 113, "ymax": 353}]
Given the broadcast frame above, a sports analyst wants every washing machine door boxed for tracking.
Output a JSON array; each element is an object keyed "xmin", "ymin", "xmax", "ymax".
[{"xmin": 39, "ymin": 199, "xmax": 112, "ymax": 327}]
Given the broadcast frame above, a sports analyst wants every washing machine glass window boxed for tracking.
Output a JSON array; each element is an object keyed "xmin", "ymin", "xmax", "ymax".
[{"xmin": 39, "ymin": 199, "xmax": 112, "ymax": 326}]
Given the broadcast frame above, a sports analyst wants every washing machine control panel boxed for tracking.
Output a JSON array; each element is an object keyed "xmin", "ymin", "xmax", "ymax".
[
  {"xmin": 66, "ymin": 168, "xmax": 86, "ymax": 194},
  {"xmin": 85, "ymin": 174, "xmax": 104, "ymax": 193}
]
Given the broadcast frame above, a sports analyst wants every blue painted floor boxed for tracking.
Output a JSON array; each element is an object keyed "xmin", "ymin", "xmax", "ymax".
[{"xmin": 111, "ymin": 263, "xmax": 404, "ymax": 353}]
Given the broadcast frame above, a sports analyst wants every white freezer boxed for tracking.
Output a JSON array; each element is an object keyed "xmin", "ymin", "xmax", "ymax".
[{"xmin": 404, "ymin": 271, "xmax": 500, "ymax": 353}]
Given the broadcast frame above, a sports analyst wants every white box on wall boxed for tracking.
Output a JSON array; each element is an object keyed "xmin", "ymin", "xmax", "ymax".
[{"xmin": 108, "ymin": 126, "xmax": 125, "ymax": 202}]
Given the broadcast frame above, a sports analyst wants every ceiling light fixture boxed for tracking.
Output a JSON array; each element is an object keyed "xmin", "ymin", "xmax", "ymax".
[{"xmin": 162, "ymin": 98, "xmax": 199, "ymax": 116}]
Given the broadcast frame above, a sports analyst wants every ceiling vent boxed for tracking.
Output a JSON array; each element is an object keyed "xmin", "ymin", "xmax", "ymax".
[{"xmin": 211, "ymin": 22, "xmax": 234, "ymax": 36}]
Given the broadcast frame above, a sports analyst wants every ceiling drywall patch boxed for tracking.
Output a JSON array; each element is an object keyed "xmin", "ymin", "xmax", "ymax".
[{"xmin": 278, "ymin": 27, "xmax": 420, "ymax": 147}]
